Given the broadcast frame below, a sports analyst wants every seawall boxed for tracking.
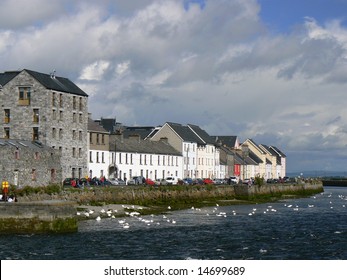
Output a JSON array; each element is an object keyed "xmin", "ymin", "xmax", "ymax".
[
  {"xmin": 0, "ymin": 200, "xmax": 78, "ymax": 234},
  {"xmin": 234, "ymin": 182, "xmax": 323, "ymax": 198}
]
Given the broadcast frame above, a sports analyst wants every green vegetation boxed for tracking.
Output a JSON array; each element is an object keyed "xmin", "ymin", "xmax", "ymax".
[
  {"xmin": 0, "ymin": 217, "xmax": 77, "ymax": 234},
  {"xmin": 12, "ymin": 183, "xmax": 324, "ymax": 212}
]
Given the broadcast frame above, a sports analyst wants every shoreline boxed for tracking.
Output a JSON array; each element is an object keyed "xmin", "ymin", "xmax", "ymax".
[{"xmin": 0, "ymin": 182, "xmax": 324, "ymax": 232}]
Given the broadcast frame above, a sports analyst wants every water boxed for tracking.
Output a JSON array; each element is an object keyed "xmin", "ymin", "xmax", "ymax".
[{"xmin": 0, "ymin": 187, "xmax": 346, "ymax": 260}]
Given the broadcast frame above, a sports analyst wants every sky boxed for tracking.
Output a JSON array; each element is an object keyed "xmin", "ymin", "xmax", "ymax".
[{"xmin": 1, "ymin": 0, "xmax": 347, "ymax": 173}]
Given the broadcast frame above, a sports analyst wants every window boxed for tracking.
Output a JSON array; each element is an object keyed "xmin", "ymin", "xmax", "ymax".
[
  {"xmin": 79, "ymin": 131, "xmax": 82, "ymax": 141},
  {"xmin": 126, "ymin": 153, "xmax": 128, "ymax": 164},
  {"xmin": 15, "ymin": 150, "xmax": 19, "ymax": 159},
  {"xmin": 89, "ymin": 133, "xmax": 93, "ymax": 144},
  {"xmin": 96, "ymin": 152, "xmax": 99, "ymax": 163},
  {"xmin": 34, "ymin": 152, "xmax": 40, "ymax": 160},
  {"xmin": 101, "ymin": 134, "xmax": 105, "ymax": 144},
  {"xmin": 59, "ymin": 129, "xmax": 63, "ymax": 139},
  {"xmin": 72, "ymin": 130, "xmax": 76, "ymax": 140},
  {"xmin": 4, "ymin": 109, "xmax": 10, "ymax": 123},
  {"xmin": 102, "ymin": 152, "xmax": 104, "ymax": 163},
  {"xmin": 59, "ymin": 94, "xmax": 63, "ymax": 107},
  {"xmin": 96, "ymin": 134, "xmax": 100, "ymax": 144},
  {"xmin": 52, "ymin": 93, "xmax": 56, "ymax": 107},
  {"xmin": 79, "ymin": 97, "xmax": 83, "ymax": 111},
  {"xmin": 79, "ymin": 113, "xmax": 82, "ymax": 123},
  {"xmin": 50, "ymin": 169, "xmax": 56, "ymax": 182},
  {"xmin": 59, "ymin": 110, "xmax": 63, "ymax": 120},
  {"xmin": 73, "ymin": 113, "xmax": 77, "ymax": 123},
  {"xmin": 89, "ymin": 151, "xmax": 93, "ymax": 162},
  {"xmin": 19, "ymin": 87, "xmax": 31, "ymax": 105},
  {"xmin": 72, "ymin": 168, "xmax": 76, "ymax": 179},
  {"xmin": 79, "ymin": 148, "xmax": 82, "ymax": 158},
  {"xmin": 32, "ymin": 169, "xmax": 37, "ymax": 181},
  {"xmin": 32, "ymin": 127, "xmax": 39, "ymax": 141},
  {"xmin": 33, "ymin": 109, "xmax": 39, "ymax": 123},
  {"xmin": 72, "ymin": 147, "xmax": 76, "ymax": 158},
  {"xmin": 73, "ymin": 96, "xmax": 77, "ymax": 110},
  {"xmin": 52, "ymin": 109, "xmax": 56, "ymax": 120}
]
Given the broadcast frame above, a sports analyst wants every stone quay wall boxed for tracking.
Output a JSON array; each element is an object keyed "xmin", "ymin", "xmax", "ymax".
[{"xmin": 0, "ymin": 200, "xmax": 78, "ymax": 234}]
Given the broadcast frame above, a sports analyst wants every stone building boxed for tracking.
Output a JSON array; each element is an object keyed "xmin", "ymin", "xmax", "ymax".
[
  {"xmin": 0, "ymin": 69, "xmax": 89, "ymax": 180},
  {"xmin": 0, "ymin": 139, "xmax": 62, "ymax": 187}
]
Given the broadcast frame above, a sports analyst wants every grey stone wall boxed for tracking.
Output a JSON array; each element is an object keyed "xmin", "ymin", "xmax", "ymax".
[
  {"xmin": 0, "ymin": 140, "xmax": 62, "ymax": 187},
  {"xmin": 1, "ymin": 70, "xmax": 88, "ymax": 180}
]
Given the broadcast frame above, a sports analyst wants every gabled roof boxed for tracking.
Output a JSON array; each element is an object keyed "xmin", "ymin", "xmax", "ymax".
[
  {"xmin": 259, "ymin": 144, "xmax": 276, "ymax": 156},
  {"xmin": 212, "ymin": 136, "xmax": 238, "ymax": 149},
  {"xmin": 110, "ymin": 135, "xmax": 181, "ymax": 156},
  {"xmin": 0, "ymin": 71, "xmax": 19, "ymax": 86},
  {"xmin": 0, "ymin": 69, "xmax": 88, "ymax": 96},
  {"xmin": 269, "ymin": 146, "xmax": 286, "ymax": 158},
  {"xmin": 123, "ymin": 126, "xmax": 156, "ymax": 140},
  {"xmin": 243, "ymin": 138, "xmax": 266, "ymax": 154},
  {"xmin": 187, "ymin": 124, "xmax": 214, "ymax": 145},
  {"xmin": 166, "ymin": 122, "xmax": 204, "ymax": 144}
]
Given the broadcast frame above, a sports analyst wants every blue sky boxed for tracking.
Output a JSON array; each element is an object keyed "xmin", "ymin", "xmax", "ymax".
[
  {"xmin": 258, "ymin": 0, "xmax": 347, "ymax": 32},
  {"xmin": 1, "ymin": 0, "xmax": 347, "ymax": 173}
]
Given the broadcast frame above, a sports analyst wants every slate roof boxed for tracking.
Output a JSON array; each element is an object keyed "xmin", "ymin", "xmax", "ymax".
[
  {"xmin": 188, "ymin": 124, "xmax": 215, "ymax": 145},
  {"xmin": 269, "ymin": 146, "xmax": 286, "ymax": 158},
  {"xmin": 212, "ymin": 136, "xmax": 238, "ymax": 149},
  {"xmin": 88, "ymin": 119, "xmax": 108, "ymax": 133},
  {"xmin": 259, "ymin": 144, "xmax": 276, "ymax": 156},
  {"xmin": 0, "ymin": 71, "xmax": 18, "ymax": 87},
  {"xmin": 110, "ymin": 135, "xmax": 181, "ymax": 156},
  {"xmin": 123, "ymin": 126, "xmax": 156, "ymax": 140},
  {"xmin": 0, "ymin": 69, "xmax": 88, "ymax": 96},
  {"xmin": 166, "ymin": 122, "xmax": 205, "ymax": 145}
]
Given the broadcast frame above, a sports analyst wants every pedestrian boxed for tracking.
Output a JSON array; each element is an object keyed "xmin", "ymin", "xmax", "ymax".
[{"xmin": 71, "ymin": 179, "xmax": 77, "ymax": 188}]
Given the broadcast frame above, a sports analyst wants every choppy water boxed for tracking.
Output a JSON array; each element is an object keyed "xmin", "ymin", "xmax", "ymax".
[{"xmin": 0, "ymin": 186, "xmax": 346, "ymax": 260}]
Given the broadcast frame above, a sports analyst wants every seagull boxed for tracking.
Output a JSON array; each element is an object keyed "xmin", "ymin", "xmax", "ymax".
[
  {"xmin": 100, "ymin": 209, "xmax": 106, "ymax": 213},
  {"xmin": 96, "ymin": 216, "xmax": 101, "ymax": 221},
  {"xmin": 168, "ymin": 206, "xmax": 171, "ymax": 210}
]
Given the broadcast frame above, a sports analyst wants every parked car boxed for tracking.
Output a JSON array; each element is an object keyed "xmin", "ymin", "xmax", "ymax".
[
  {"xmin": 165, "ymin": 176, "xmax": 178, "ymax": 185},
  {"xmin": 192, "ymin": 178, "xmax": 204, "ymax": 185},
  {"xmin": 145, "ymin": 178, "xmax": 155, "ymax": 186},
  {"xmin": 203, "ymin": 178, "xmax": 214, "ymax": 185},
  {"xmin": 182, "ymin": 178, "xmax": 193, "ymax": 185},
  {"xmin": 128, "ymin": 176, "xmax": 145, "ymax": 185},
  {"xmin": 109, "ymin": 178, "xmax": 126, "ymax": 185},
  {"xmin": 154, "ymin": 178, "xmax": 168, "ymax": 185},
  {"xmin": 229, "ymin": 176, "xmax": 239, "ymax": 184},
  {"xmin": 213, "ymin": 178, "xmax": 224, "ymax": 185},
  {"xmin": 243, "ymin": 178, "xmax": 253, "ymax": 185},
  {"xmin": 63, "ymin": 178, "xmax": 75, "ymax": 186}
]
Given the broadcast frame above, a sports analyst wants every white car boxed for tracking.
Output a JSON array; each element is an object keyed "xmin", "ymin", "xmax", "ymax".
[{"xmin": 165, "ymin": 176, "xmax": 178, "ymax": 185}]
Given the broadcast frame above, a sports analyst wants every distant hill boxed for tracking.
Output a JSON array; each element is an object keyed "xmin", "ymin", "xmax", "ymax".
[{"xmin": 287, "ymin": 171, "xmax": 347, "ymax": 178}]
